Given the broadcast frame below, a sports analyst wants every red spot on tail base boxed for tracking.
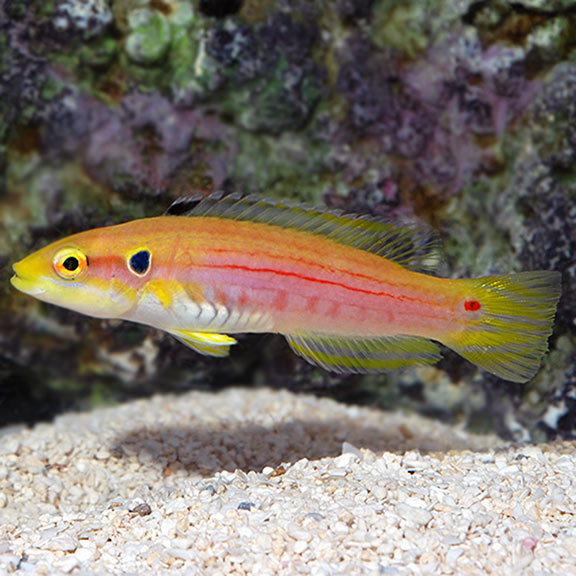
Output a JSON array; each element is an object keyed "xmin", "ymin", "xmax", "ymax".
[{"xmin": 464, "ymin": 300, "xmax": 482, "ymax": 312}]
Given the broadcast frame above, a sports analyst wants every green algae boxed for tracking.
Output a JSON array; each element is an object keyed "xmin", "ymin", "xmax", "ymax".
[
  {"xmin": 2, "ymin": 158, "xmax": 113, "ymax": 256},
  {"xmin": 78, "ymin": 36, "xmax": 120, "ymax": 69},
  {"xmin": 169, "ymin": 31, "xmax": 215, "ymax": 103},
  {"xmin": 220, "ymin": 57, "xmax": 321, "ymax": 134},
  {"xmin": 509, "ymin": 0, "xmax": 576, "ymax": 11},
  {"xmin": 371, "ymin": 0, "xmax": 433, "ymax": 58},
  {"xmin": 232, "ymin": 130, "xmax": 329, "ymax": 202},
  {"xmin": 527, "ymin": 16, "xmax": 573, "ymax": 62},
  {"xmin": 38, "ymin": 75, "xmax": 67, "ymax": 103},
  {"xmin": 125, "ymin": 8, "xmax": 171, "ymax": 65},
  {"xmin": 370, "ymin": 0, "xmax": 467, "ymax": 58}
]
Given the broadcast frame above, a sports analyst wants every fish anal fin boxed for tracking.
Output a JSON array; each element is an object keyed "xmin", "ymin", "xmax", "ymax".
[
  {"xmin": 165, "ymin": 193, "xmax": 442, "ymax": 273},
  {"xmin": 285, "ymin": 333, "xmax": 441, "ymax": 374},
  {"xmin": 169, "ymin": 330, "xmax": 237, "ymax": 357}
]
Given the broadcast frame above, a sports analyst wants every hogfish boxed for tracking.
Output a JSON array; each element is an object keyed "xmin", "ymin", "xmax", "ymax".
[{"xmin": 11, "ymin": 194, "xmax": 561, "ymax": 382}]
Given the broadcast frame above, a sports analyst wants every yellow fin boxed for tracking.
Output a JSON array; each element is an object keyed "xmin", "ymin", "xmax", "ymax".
[
  {"xmin": 142, "ymin": 280, "xmax": 176, "ymax": 308},
  {"xmin": 444, "ymin": 271, "xmax": 561, "ymax": 383},
  {"xmin": 165, "ymin": 193, "xmax": 442, "ymax": 273},
  {"xmin": 170, "ymin": 330, "xmax": 237, "ymax": 357},
  {"xmin": 285, "ymin": 333, "xmax": 441, "ymax": 374}
]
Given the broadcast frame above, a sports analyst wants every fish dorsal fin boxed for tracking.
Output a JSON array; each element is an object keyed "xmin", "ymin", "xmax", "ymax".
[
  {"xmin": 168, "ymin": 329, "xmax": 237, "ymax": 357},
  {"xmin": 285, "ymin": 333, "xmax": 442, "ymax": 374},
  {"xmin": 165, "ymin": 193, "xmax": 441, "ymax": 273}
]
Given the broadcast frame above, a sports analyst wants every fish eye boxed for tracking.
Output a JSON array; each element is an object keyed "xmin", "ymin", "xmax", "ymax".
[
  {"xmin": 128, "ymin": 249, "xmax": 151, "ymax": 276},
  {"xmin": 53, "ymin": 248, "xmax": 88, "ymax": 280}
]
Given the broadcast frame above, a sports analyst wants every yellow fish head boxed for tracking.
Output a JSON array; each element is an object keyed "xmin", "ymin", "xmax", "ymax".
[{"xmin": 11, "ymin": 232, "xmax": 137, "ymax": 319}]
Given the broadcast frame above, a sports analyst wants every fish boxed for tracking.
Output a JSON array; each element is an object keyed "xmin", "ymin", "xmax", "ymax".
[{"xmin": 11, "ymin": 193, "xmax": 561, "ymax": 382}]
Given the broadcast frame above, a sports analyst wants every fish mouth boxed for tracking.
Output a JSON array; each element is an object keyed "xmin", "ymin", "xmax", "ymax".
[{"xmin": 10, "ymin": 263, "xmax": 46, "ymax": 296}]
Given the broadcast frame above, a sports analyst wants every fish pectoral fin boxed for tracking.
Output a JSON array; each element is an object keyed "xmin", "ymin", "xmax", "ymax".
[
  {"xmin": 169, "ymin": 330, "xmax": 238, "ymax": 357},
  {"xmin": 285, "ymin": 333, "xmax": 441, "ymax": 374}
]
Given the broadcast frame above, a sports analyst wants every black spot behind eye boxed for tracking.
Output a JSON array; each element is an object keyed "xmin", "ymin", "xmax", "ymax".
[
  {"xmin": 129, "ymin": 250, "xmax": 151, "ymax": 275},
  {"xmin": 62, "ymin": 256, "xmax": 79, "ymax": 271}
]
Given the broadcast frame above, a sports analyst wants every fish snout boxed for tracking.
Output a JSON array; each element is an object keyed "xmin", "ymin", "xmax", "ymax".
[
  {"xmin": 11, "ymin": 260, "xmax": 26, "ymax": 288},
  {"xmin": 12, "ymin": 260, "xmax": 25, "ymax": 278},
  {"xmin": 10, "ymin": 259, "xmax": 45, "ymax": 296}
]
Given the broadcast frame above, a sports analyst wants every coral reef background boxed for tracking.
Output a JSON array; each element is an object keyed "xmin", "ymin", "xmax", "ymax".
[{"xmin": 1, "ymin": 0, "xmax": 575, "ymax": 440}]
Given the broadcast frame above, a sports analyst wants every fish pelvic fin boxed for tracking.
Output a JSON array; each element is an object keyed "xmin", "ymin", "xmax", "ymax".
[
  {"xmin": 443, "ymin": 271, "xmax": 561, "ymax": 383},
  {"xmin": 169, "ymin": 330, "xmax": 237, "ymax": 357},
  {"xmin": 285, "ymin": 333, "xmax": 442, "ymax": 374}
]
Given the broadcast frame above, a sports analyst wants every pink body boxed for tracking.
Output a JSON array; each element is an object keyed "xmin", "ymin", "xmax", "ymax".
[{"xmin": 104, "ymin": 217, "xmax": 465, "ymax": 340}]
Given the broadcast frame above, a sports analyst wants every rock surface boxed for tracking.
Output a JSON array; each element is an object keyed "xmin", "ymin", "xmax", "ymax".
[{"xmin": 1, "ymin": 0, "xmax": 575, "ymax": 438}]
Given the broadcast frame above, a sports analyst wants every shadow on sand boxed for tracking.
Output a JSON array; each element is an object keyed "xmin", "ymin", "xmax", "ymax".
[{"xmin": 111, "ymin": 411, "xmax": 498, "ymax": 477}]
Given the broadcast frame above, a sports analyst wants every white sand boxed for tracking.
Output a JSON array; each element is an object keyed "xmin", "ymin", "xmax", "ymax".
[{"xmin": 0, "ymin": 387, "xmax": 575, "ymax": 575}]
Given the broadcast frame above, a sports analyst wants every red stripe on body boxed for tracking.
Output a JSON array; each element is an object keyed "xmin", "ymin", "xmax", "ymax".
[
  {"xmin": 206, "ymin": 246, "xmax": 414, "ymax": 296},
  {"xmin": 200, "ymin": 262, "xmax": 415, "ymax": 302}
]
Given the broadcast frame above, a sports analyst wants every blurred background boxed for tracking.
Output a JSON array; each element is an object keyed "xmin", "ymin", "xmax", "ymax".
[{"xmin": 0, "ymin": 0, "xmax": 574, "ymax": 440}]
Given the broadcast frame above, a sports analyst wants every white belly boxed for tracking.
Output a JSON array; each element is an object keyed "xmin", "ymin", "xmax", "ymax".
[{"xmin": 124, "ymin": 290, "xmax": 274, "ymax": 334}]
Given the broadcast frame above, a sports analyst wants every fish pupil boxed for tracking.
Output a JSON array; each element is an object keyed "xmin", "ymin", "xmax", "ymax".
[
  {"xmin": 129, "ymin": 250, "xmax": 151, "ymax": 275},
  {"xmin": 62, "ymin": 256, "xmax": 79, "ymax": 271}
]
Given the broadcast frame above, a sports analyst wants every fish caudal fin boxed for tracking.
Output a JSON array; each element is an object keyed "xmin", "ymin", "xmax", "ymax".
[{"xmin": 444, "ymin": 271, "xmax": 561, "ymax": 383}]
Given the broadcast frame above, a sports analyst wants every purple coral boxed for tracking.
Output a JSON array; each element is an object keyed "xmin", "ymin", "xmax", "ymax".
[{"xmin": 338, "ymin": 30, "xmax": 538, "ymax": 195}]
